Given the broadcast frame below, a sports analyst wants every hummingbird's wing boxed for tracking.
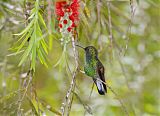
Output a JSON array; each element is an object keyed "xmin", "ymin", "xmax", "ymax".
[{"xmin": 97, "ymin": 62, "xmax": 107, "ymax": 93}]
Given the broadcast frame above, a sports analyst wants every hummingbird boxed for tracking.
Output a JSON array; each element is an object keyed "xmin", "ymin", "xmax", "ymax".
[{"xmin": 76, "ymin": 45, "xmax": 107, "ymax": 95}]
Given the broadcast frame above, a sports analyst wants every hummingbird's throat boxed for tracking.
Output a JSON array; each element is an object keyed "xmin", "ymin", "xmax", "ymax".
[{"xmin": 86, "ymin": 53, "xmax": 97, "ymax": 63}]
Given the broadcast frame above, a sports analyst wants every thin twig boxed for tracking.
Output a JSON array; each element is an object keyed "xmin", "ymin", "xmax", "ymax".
[
  {"xmin": 67, "ymin": 93, "xmax": 74, "ymax": 116},
  {"xmin": 66, "ymin": 37, "xmax": 79, "ymax": 116},
  {"xmin": 89, "ymin": 82, "xmax": 94, "ymax": 99},
  {"xmin": 116, "ymin": 49, "xmax": 136, "ymax": 115},
  {"xmin": 47, "ymin": 0, "xmax": 51, "ymax": 33},
  {"xmin": 17, "ymin": 1, "xmax": 33, "ymax": 115},
  {"xmin": 96, "ymin": 78, "xmax": 129, "ymax": 116},
  {"xmin": 1, "ymin": 57, "xmax": 7, "ymax": 97},
  {"xmin": 31, "ymin": 82, "xmax": 41, "ymax": 115},
  {"xmin": 117, "ymin": 54, "xmax": 130, "ymax": 89},
  {"xmin": 84, "ymin": 82, "xmax": 94, "ymax": 115},
  {"xmin": 107, "ymin": 1, "xmax": 114, "ymax": 61},
  {"xmin": 61, "ymin": 37, "xmax": 79, "ymax": 116},
  {"xmin": 1, "ymin": 57, "xmax": 7, "ymax": 115},
  {"xmin": 124, "ymin": 0, "xmax": 136, "ymax": 55},
  {"xmin": 97, "ymin": 0, "xmax": 102, "ymax": 46},
  {"xmin": 17, "ymin": 70, "xmax": 33, "ymax": 115},
  {"xmin": 73, "ymin": 91, "xmax": 93, "ymax": 115},
  {"xmin": 114, "ymin": 37, "xmax": 136, "ymax": 115},
  {"xmin": 41, "ymin": 100, "xmax": 62, "ymax": 116},
  {"xmin": 107, "ymin": 1, "xmax": 113, "ymax": 50}
]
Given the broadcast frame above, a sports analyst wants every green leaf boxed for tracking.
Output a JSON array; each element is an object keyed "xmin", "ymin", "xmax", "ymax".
[
  {"xmin": 14, "ymin": 19, "xmax": 34, "ymax": 36},
  {"xmin": 16, "ymin": 33, "xmax": 30, "ymax": 53},
  {"xmin": 0, "ymin": 89, "xmax": 24, "ymax": 103},
  {"xmin": 13, "ymin": 0, "xmax": 49, "ymax": 70},
  {"xmin": 18, "ymin": 32, "xmax": 35, "ymax": 66},
  {"xmin": 41, "ymin": 101, "xmax": 62, "ymax": 116},
  {"xmin": 49, "ymin": 34, "xmax": 53, "ymax": 50},
  {"xmin": 38, "ymin": 12, "xmax": 47, "ymax": 29},
  {"xmin": 39, "ymin": 46, "xmax": 48, "ymax": 67},
  {"xmin": 37, "ymin": 48, "xmax": 45, "ymax": 64},
  {"xmin": 31, "ymin": 42, "xmax": 36, "ymax": 71},
  {"xmin": 40, "ymin": 40, "xmax": 48, "ymax": 54},
  {"xmin": 37, "ymin": 48, "xmax": 48, "ymax": 67},
  {"xmin": 28, "ymin": 97, "xmax": 40, "ymax": 116},
  {"xmin": 36, "ymin": 21, "xmax": 48, "ymax": 54},
  {"xmin": 28, "ymin": 13, "xmax": 35, "ymax": 20}
]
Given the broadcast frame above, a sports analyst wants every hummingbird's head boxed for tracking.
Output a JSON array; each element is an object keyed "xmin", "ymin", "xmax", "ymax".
[
  {"xmin": 84, "ymin": 46, "xmax": 98, "ymax": 58},
  {"xmin": 76, "ymin": 45, "xmax": 98, "ymax": 58}
]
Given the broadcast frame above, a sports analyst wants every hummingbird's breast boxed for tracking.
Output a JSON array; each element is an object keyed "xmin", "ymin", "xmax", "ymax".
[{"xmin": 84, "ymin": 59, "xmax": 97, "ymax": 77}]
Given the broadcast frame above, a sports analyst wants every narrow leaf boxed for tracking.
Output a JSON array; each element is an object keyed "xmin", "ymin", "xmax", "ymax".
[
  {"xmin": 38, "ymin": 12, "xmax": 47, "ymax": 29},
  {"xmin": 14, "ymin": 19, "xmax": 34, "ymax": 36}
]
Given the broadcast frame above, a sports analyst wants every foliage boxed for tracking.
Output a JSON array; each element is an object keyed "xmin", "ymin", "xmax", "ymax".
[
  {"xmin": 12, "ymin": 0, "xmax": 49, "ymax": 71},
  {"xmin": 0, "ymin": 0, "xmax": 160, "ymax": 116}
]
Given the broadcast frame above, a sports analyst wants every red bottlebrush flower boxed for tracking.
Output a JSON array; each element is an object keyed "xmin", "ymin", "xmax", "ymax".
[
  {"xmin": 67, "ymin": 27, "xmax": 72, "ymax": 32},
  {"xmin": 56, "ymin": 1, "xmax": 66, "ymax": 8},
  {"xmin": 57, "ymin": 9, "xmax": 64, "ymax": 17},
  {"xmin": 55, "ymin": 0, "xmax": 80, "ymax": 31},
  {"xmin": 71, "ymin": 1, "xmax": 79, "ymax": 11},
  {"xmin": 71, "ymin": 22, "xmax": 76, "ymax": 27},
  {"xmin": 72, "ymin": 12, "xmax": 79, "ymax": 20},
  {"xmin": 59, "ymin": 24, "xmax": 62, "ymax": 28},
  {"xmin": 57, "ymin": 17, "xmax": 60, "ymax": 21},
  {"xmin": 65, "ymin": 7, "xmax": 71, "ymax": 12},
  {"xmin": 55, "ymin": 1, "xmax": 67, "ymax": 17},
  {"xmin": 69, "ymin": 0, "xmax": 79, "ymax": 22},
  {"xmin": 63, "ymin": 19, "xmax": 68, "ymax": 24},
  {"xmin": 69, "ymin": 15, "xmax": 74, "ymax": 22}
]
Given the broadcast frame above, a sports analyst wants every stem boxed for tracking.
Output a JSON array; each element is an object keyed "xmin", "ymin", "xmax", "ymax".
[
  {"xmin": 61, "ymin": 37, "xmax": 79, "ymax": 116},
  {"xmin": 17, "ymin": 70, "xmax": 33, "ymax": 115},
  {"xmin": 124, "ymin": 0, "xmax": 136, "ymax": 55},
  {"xmin": 96, "ymin": 78, "xmax": 130, "ymax": 116},
  {"xmin": 107, "ymin": 1, "xmax": 113, "ymax": 49}
]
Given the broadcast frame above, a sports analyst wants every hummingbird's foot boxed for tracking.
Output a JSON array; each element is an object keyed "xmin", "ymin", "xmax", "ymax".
[{"xmin": 80, "ymin": 70, "xmax": 85, "ymax": 74}]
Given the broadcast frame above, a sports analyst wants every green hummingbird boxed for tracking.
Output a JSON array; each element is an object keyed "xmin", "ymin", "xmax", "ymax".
[{"xmin": 76, "ymin": 45, "xmax": 107, "ymax": 95}]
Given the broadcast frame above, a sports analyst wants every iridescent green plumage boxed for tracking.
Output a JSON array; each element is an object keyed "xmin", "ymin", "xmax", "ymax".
[
  {"xmin": 84, "ymin": 58, "xmax": 97, "ymax": 77},
  {"xmin": 77, "ymin": 45, "xmax": 107, "ymax": 95}
]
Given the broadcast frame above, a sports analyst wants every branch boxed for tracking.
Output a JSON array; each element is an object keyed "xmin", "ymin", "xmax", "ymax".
[
  {"xmin": 124, "ymin": 0, "xmax": 136, "ymax": 55},
  {"xmin": 107, "ymin": 1, "xmax": 113, "ymax": 49},
  {"xmin": 17, "ymin": 69, "xmax": 33, "ymax": 115},
  {"xmin": 61, "ymin": 36, "xmax": 79, "ymax": 116},
  {"xmin": 67, "ymin": 37, "xmax": 79, "ymax": 116},
  {"xmin": 89, "ymin": 82, "xmax": 94, "ymax": 99},
  {"xmin": 97, "ymin": 0, "xmax": 102, "ymax": 40},
  {"xmin": 17, "ymin": 1, "xmax": 33, "ymax": 114},
  {"xmin": 84, "ymin": 82, "xmax": 94, "ymax": 115},
  {"xmin": 73, "ymin": 92, "xmax": 93, "ymax": 115},
  {"xmin": 96, "ymin": 78, "xmax": 130, "ymax": 116}
]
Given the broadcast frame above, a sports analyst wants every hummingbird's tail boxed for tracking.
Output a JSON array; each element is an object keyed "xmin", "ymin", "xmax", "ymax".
[{"xmin": 93, "ymin": 79, "xmax": 107, "ymax": 95}]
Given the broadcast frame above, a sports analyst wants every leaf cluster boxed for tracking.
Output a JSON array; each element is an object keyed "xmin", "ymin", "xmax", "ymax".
[{"xmin": 13, "ymin": 0, "xmax": 48, "ymax": 71}]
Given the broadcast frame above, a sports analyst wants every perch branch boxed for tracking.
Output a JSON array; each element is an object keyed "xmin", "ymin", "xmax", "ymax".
[
  {"xmin": 66, "ymin": 37, "xmax": 79, "ymax": 116},
  {"xmin": 73, "ymin": 91, "xmax": 93, "ymax": 115},
  {"xmin": 61, "ymin": 37, "xmax": 79, "ymax": 116},
  {"xmin": 96, "ymin": 78, "xmax": 129, "ymax": 116},
  {"xmin": 84, "ymin": 82, "xmax": 94, "ymax": 115},
  {"xmin": 89, "ymin": 82, "xmax": 94, "ymax": 99}
]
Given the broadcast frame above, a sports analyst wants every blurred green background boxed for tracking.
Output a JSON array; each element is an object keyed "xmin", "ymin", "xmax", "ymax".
[{"xmin": 0, "ymin": 0, "xmax": 160, "ymax": 116}]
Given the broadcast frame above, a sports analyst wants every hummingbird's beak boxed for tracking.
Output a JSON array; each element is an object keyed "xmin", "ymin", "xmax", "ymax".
[{"xmin": 75, "ymin": 45, "xmax": 85, "ymax": 50}]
